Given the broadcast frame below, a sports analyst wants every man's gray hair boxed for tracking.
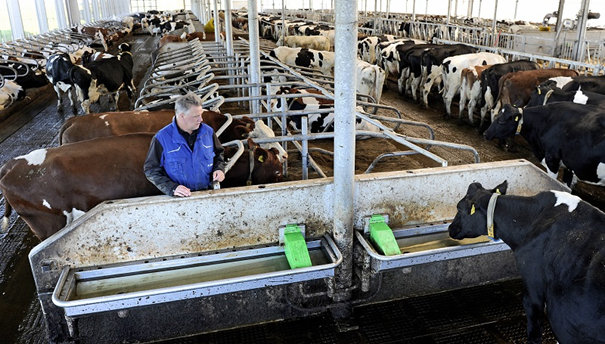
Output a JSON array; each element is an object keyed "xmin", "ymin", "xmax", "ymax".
[{"xmin": 175, "ymin": 91, "xmax": 204, "ymax": 116}]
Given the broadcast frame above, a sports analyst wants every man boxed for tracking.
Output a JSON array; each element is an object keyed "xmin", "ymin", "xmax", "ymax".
[{"xmin": 144, "ymin": 92, "xmax": 225, "ymax": 197}]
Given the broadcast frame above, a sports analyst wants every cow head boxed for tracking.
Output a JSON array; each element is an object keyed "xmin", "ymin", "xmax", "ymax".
[
  {"xmin": 118, "ymin": 43, "xmax": 131, "ymax": 53},
  {"xmin": 223, "ymin": 138, "xmax": 283, "ymax": 187},
  {"xmin": 484, "ymin": 104, "xmax": 523, "ymax": 141},
  {"xmin": 448, "ymin": 181, "xmax": 508, "ymax": 240}
]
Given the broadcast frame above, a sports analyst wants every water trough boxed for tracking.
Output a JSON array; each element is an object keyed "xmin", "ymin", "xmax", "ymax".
[{"xmin": 29, "ymin": 159, "xmax": 569, "ymax": 343}]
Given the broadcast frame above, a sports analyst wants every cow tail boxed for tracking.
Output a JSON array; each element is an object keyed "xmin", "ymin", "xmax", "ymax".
[
  {"xmin": 2, "ymin": 197, "xmax": 10, "ymax": 233},
  {"xmin": 58, "ymin": 120, "xmax": 68, "ymax": 145},
  {"xmin": 1, "ymin": 167, "xmax": 11, "ymax": 233}
]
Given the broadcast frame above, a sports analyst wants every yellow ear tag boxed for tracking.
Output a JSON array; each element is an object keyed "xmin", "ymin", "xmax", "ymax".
[
  {"xmin": 470, "ymin": 204, "xmax": 475, "ymax": 215},
  {"xmin": 496, "ymin": 188, "xmax": 501, "ymax": 195},
  {"xmin": 537, "ymin": 88, "xmax": 541, "ymax": 95},
  {"xmin": 514, "ymin": 116, "xmax": 519, "ymax": 122},
  {"xmin": 258, "ymin": 155, "xmax": 264, "ymax": 163}
]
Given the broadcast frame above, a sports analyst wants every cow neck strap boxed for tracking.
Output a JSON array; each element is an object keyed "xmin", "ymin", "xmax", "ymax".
[
  {"xmin": 515, "ymin": 108, "xmax": 524, "ymax": 135},
  {"xmin": 486, "ymin": 193, "xmax": 499, "ymax": 241},
  {"xmin": 543, "ymin": 89, "xmax": 554, "ymax": 106},
  {"xmin": 247, "ymin": 146, "xmax": 257, "ymax": 186}
]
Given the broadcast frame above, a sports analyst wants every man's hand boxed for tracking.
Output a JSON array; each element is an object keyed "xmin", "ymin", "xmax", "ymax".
[
  {"xmin": 173, "ymin": 185, "xmax": 191, "ymax": 197},
  {"xmin": 213, "ymin": 170, "xmax": 225, "ymax": 182}
]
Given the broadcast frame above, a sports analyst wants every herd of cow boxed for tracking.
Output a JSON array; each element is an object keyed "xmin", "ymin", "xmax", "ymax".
[
  {"xmin": 1, "ymin": 8, "xmax": 605, "ymax": 343},
  {"xmin": 251, "ymin": 14, "xmax": 605, "ymax": 191},
  {"xmin": 0, "ymin": 10, "xmax": 289, "ymax": 241}
]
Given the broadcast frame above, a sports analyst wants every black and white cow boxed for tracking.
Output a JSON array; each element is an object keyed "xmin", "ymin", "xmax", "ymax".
[
  {"xmin": 484, "ymin": 102, "xmax": 605, "ymax": 187},
  {"xmin": 449, "ymin": 181, "xmax": 605, "ymax": 344},
  {"xmin": 479, "ymin": 60, "xmax": 540, "ymax": 124},
  {"xmin": 526, "ymin": 81, "xmax": 605, "ymax": 108},
  {"xmin": 46, "ymin": 52, "xmax": 79, "ymax": 111},
  {"xmin": 47, "ymin": 43, "xmax": 135, "ymax": 114},
  {"xmin": 418, "ymin": 43, "xmax": 476, "ymax": 107},
  {"xmin": 561, "ymin": 75, "xmax": 605, "ymax": 95},
  {"xmin": 269, "ymin": 46, "xmax": 335, "ymax": 76}
]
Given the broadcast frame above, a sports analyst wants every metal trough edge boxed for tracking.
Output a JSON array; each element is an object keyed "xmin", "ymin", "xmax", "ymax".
[
  {"xmin": 355, "ymin": 224, "xmax": 511, "ymax": 272},
  {"xmin": 51, "ymin": 235, "xmax": 342, "ymax": 317}
]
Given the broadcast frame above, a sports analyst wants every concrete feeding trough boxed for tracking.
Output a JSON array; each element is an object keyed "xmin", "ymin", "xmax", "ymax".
[
  {"xmin": 52, "ymin": 235, "xmax": 341, "ymax": 317},
  {"xmin": 29, "ymin": 159, "xmax": 569, "ymax": 343}
]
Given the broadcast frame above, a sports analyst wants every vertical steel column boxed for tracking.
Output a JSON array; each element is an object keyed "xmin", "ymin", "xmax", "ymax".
[
  {"xmin": 212, "ymin": 0, "xmax": 220, "ymax": 41},
  {"xmin": 91, "ymin": 0, "xmax": 100, "ymax": 21},
  {"xmin": 34, "ymin": 0, "xmax": 49, "ymax": 33},
  {"xmin": 82, "ymin": 0, "xmax": 92, "ymax": 23},
  {"xmin": 372, "ymin": 0, "xmax": 377, "ymax": 33},
  {"xmin": 513, "ymin": 0, "xmax": 518, "ymax": 20},
  {"xmin": 478, "ymin": 0, "xmax": 482, "ymax": 19},
  {"xmin": 333, "ymin": 0, "xmax": 357, "ymax": 303},
  {"xmin": 412, "ymin": 0, "xmax": 416, "ymax": 20},
  {"xmin": 574, "ymin": 0, "xmax": 590, "ymax": 63},
  {"xmin": 555, "ymin": 0, "xmax": 566, "ymax": 34},
  {"xmin": 6, "ymin": 0, "xmax": 25, "ymax": 40},
  {"xmin": 491, "ymin": 0, "xmax": 498, "ymax": 46},
  {"xmin": 223, "ymin": 0, "xmax": 234, "ymax": 56},
  {"xmin": 467, "ymin": 0, "xmax": 473, "ymax": 18},
  {"xmin": 446, "ymin": 0, "xmax": 452, "ymax": 24},
  {"xmin": 55, "ymin": 0, "xmax": 68, "ymax": 29},
  {"xmin": 247, "ymin": 0, "xmax": 262, "ymax": 114}
]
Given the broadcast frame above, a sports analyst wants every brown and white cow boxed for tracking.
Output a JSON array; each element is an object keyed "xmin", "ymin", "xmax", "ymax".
[
  {"xmin": 492, "ymin": 68, "xmax": 580, "ymax": 122},
  {"xmin": 0, "ymin": 135, "xmax": 283, "ymax": 240},
  {"xmin": 277, "ymin": 35, "xmax": 331, "ymax": 51},
  {"xmin": 459, "ymin": 64, "xmax": 493, "ymax": 125},
  {"xmin": 58, "ymin": 110, "xmax": 288, "ymax": 161}
]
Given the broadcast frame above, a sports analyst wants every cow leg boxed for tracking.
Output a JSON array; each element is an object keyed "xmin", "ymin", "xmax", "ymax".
[
  {"xmin": 522, "ymin": 293, "xmax": 544, "ymax": 344},
  {"xmin": 458, "ymin": 89, "xmax": 468, "ymax": 124},
  {"xmin": 397, "ymin": 73, "xmax": 406, "ymax": 94},
  {"xmin": 113, "ymin": 92, "xmax": 120, "ymax": 111},
  {"xmin": 411, "ymin": 77, "xmax": 421, "ymax": 101},
  {"xmin": 52, "ymin": 85, "xmax": 63, "ymax": 110},
  {"xmin": 422, "ymin": 78, "xmax": 434, "ymax": 107},
  {"xmin": 541, "ymin": 157, "xmax": 561, "ymax": 180}
]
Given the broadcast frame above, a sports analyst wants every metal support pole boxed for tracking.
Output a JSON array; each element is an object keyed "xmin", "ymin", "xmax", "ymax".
[
  {"xmin": 491, "ymin": 0, "xmax": 498, "ymax": 46},
  {"xmin": 478, "ymin": 0, "xmax": 482, "ymax": 18},
  {"xmin": 513, "ymin": 0, "xmax": 519, "ymax": 20},
  {"xmin": 574, "ymin": 0, "xmax": 590, "ymax": 62},
  {"xmin": 447, "ymin": 0, "xmax": 452, "ymax": 25},
  {"xmin": 212, "ymin": 0, "xmax": 221, "ymax": 42},
  {"xmin": 412, "ymin": 0, "xmax": 416, "ymax": 20},
  {"xmin": 247, "ymin": 0, "xmax": 262, "ymax": 114},
  {"xmin": 467, "ymin": 0, "xmax": 473, "ymax": 18},
  {"xmin": 555, "ymin": 0, "xmax": 566, "ymax": 34},
  {"xmin": 333, "ymin": 0, "xmax": 357, "ymax": 304},
  {"xmin": 223, "ymin": 0, "xmax": 234, "ymax": 56}
]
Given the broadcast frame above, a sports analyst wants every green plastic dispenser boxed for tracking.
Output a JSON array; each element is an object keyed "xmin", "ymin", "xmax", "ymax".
[
  {"xmin": 368, "ymin": 214, "xmax": 401, "ymax": 256},
  {"xmin": 283, "ymin": 224, "xmax": 312, "ymax": 269}
]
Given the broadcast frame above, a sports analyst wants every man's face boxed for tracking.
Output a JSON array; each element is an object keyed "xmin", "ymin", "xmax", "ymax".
[{"xmin": 178, "ymin": 105, "xmax": 204, "ymax": 133}]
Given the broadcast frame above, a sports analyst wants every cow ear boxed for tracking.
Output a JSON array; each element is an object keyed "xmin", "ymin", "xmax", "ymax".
[
  {"xmin": 492, "ymin": 180, "xmax": 508, "ymax": 195},
  {"xmin": 254, "ymin": 148, "xmax": 268, "ymax": 163},
  {"xmin": 466, "ymin": 182, "xmax": 483, "ymax": 196},
  {"xmin": 233, "ymin": 125, "xmax": 249, "ymax": 138}
]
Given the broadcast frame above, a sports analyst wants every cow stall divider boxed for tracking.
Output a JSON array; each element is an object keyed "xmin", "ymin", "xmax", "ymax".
[{"xmin": 30, "ymin": 160, "xmax": 570, "ymax": 343}]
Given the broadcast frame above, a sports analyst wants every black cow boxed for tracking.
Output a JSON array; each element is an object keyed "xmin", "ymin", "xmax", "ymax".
[
  {"xmin": 526, "ymin": 80, "xmax": 605, "ymax": 108},
  {"xmin": 70, "ymin": 43, "xmax": 135, "ymax": 114},
  {"xmin": 561, "ymin": 75, "xmax": 605, "ymax": 95},
  {"xmin": 419, "ymin": 43, "xmax": 476, "ymax": 106},
  {"xmin": 397, "ymin": 44, "xmax": 440, "ymax": 98},
  {"xmin": 46, "ymin": 52, "xmax": 79, "ymax": 111},
  {"xmin": 484, "ymin": 102, "xmax": 605, "ymax": 187},
  {"xmin": 479, "ymin": 60, "xmax": 539, "ymax": 126},
  {"xmin": 449, "ymin": 181, "xmax": 605, "ymax": 344},
  {"xmin": 0, "ymin": 62, "xmax": 48, "ymax": 90}
]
